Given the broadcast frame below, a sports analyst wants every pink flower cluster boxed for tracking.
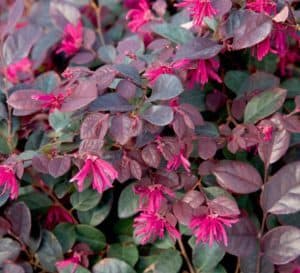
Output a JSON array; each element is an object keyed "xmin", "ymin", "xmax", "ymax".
[
  {"xmin": 56, "ymin": 21, "xmax": 83, "ymax": 57},
  {"xmin": 70, "ymin": 154, "xmax": 118, "ymax": 194},
  {"xmin": 133, "ymin": 181, "xmax": 180, "ymax": 244},
  {"xmin": 3, "ymin": 58, "xmax": 33, "ymax": 84},
  {"xmin": 0, "ymin": 165, "xmax": 19, "ymax": 200}
]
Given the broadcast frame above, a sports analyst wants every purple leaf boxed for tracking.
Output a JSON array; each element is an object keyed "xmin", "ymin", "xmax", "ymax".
[
  {"xmin": 208, "ymin": 196, "xmax": 240, "ymax": 217},
  {"xmin": 224, "ymin": 216, "xmax": 258, "ymax": 256},
  {"xmin": 130, "ymin": 160, "xmax": 142, "ymax": 180},
  {"xmin": 7, "ymin": 89, "xmax": 43, "ymax": 111},
  {"xmin": 89, "ymin": 93, "xmax": 133, "ymax": 112},
  {"xmin": 213, "ymin": 160, "xmax": 263, "ymax": 194},
  {"xmin": 173, "ymin": 201, "xmax": 194, "ymax": 225},
  {"xmin": 5, "ymin": 0, "xmax": 24, "ymax": 36},
  {"xmin": 3, "ymin": 263, "xmax": 25, "ymax": 273},
  {"xmin": 109, "ymin": 115, "xmax": 134, "ymax": 145},
  {"xmin": 80, "ymin": 113, "xmax": 109, "ymax": 140},
  {"xmin": 114, "ymin": 64, "xmax": 141, "ymax": 85},
  {"xmin": 262, "ymin": 226, "xmax": 300, "ymax": 265},
  {"xmin": 70, "ymin": 50, "xmax": 95, "ymax": 65},
  {"xmin": 5, "ymin": 202, "xmax": 31, "ymax": 244},
  {"xmin": 261, "ymin": 161, "xmax": 300, "ymax": 215},
  {"xmin": 141, "ymin": 105, "xmax": 174, "ymax": 126},
  {"xmin": 79, "ymin": 139, "xmax": 104, "ymax": 156},
  {"xmin": 141, "ymin": 144, "xmax": 161, "ymax": 168},
  {"xmin": 48, "ymin": 157, "xmax": 71, "ymax": 178},
  {"xmin": 182, "ymin": 190, "xmax": 205, "ymax": 209},
  {"xmin": 198, "ymin": 137, "xmax": 217, "ymax": 160},
  {"xmin": 221, "ymin": 10, "xmax": 272, "ymax": 50},
  {"xmin": 32, "ymin": 155, "xmax": 49, "ymax": 174},
  {"xmin": 258, "ymin": 129, "xmax": 290, "ymax": 165},
  {"xmin": 148, "ymin": 74, "xmax": 184, "ymax": 102},
  {"xmin": 0, "ymin": 238, "xmax": 21, "ymax": 265},
  {"xmin": 175, "ymin": 37, "xmax": 223, "ymax": 60},
  {"xmin": 61, "ymin": 80, "xmax": 98, "ymax": 112},
  {"xmin": 92, "ymin": 65, "xmax": 117, "ymax": 92}
]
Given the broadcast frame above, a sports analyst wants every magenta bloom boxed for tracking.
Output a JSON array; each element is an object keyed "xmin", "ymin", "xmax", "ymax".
[
  {"xmin": 144, "ymin": 65, "xmax": 174, "ymax": 84},
  {"xmin": 190, "ymin": 214, "xmax": 239, "ymax": 246},
  {"xmin": 31, "ymin": 93, "xmax": 65, "ymax": 111},
  {"xmin": 3, "ymin": 57, "xmax": 32, "ymax": 84},
  {"xmin": 0, "ymin": 165, "xmax": 18, "ymax": 200},
  {"xmin": 134, "ymin": 211, "xmax": 180, "ymax": 244},
  {"xmin": 176, "ymin": 0, "xmax": 217, "ymax": 27},
  {"xmin": 271, "ymin": 23, "xmax": 288, "ymax": 58},
  {"xmin": 126, "ymin": 0, "xmax": 154, "ymax": 32},
  {"xmin": 57, "ymin": 21, "xmax": 83, "ymax": 57},
  {"xmin": 189, "ymin": 58, "xmax": 222, "ymax": 87},
  {"xmin": 252, "ymin": 36, "xmax": 271, "ymax": 61},
  {"xmin": 258, "ymin": 124, "xmax": 273, "ymax": 142},
  {"xmin": 246, "ymin": 0, "xmax": 276, "ymax": 15},
  {"xmin": 134, "ymin": 184, "xmax": 175, "ymax": 211},
  {"xmin": 70, "ymin": 155, "xmax": 118, "ymax": 194},
  {"xmin": 56, "ymin": 252, "xmax": 81, "ymax": 273},
  {"xmin": 44, "ymin": 205, "xmax": 75, "ymax": 230},
  {"xmin": 167, "ymin": 149, "xmax": 191, "ymax": 172}
]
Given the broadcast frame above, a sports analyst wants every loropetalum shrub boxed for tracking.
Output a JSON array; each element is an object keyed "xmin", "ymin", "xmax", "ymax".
[{"xmin": 0, "ymin": 0, "xmax": 300, "ymax": 272}]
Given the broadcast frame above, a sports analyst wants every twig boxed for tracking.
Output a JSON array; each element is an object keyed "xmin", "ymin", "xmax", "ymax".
[
  {"xmin": 91, "ymin": 1, "xmax": 105, "ymax": 46},
  {"xmin": 226, "ymin": 100, "xmax": 238, "ymax": 126},
  {"xmin": 235, "ymin": 258, "xmax": 240, "ymax": 273},
  {"xmin": 178, "ymin": 238, "xmax": 196, "ymax": 273}
]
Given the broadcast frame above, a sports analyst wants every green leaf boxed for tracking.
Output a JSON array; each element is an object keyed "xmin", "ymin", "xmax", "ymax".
[
  {"xmin": 152, "ymin": 23, "xmax": 194, "ymax": 44},
  {"xmin": 0, "ymin": 238, "xmax": 21, "ymax": 264},
  {"xmin": 118, "ymin": 183, "xmax": 139, "ymax": 218},
  {"xmin": 108, "ymin": 243, "xmax": 139, "ymax": 267},
  {"xmin": 281, "ymin": 78, "xmax": 300, "ymax": 98},
  {"xmin": 75, "ymin": 225, "xmax": 106, "ymax": 251},
  {"xmin": 54, "ymin": 223, "xmax": 76, "ymax": 253},
  {"xmin": 49, "ymin": 110, "xmax": 72, "ymax": 132},
  {"xmin": 34, "ymin": 71, "xmax": 61, "ymax": 93},
  {"xmin": 224, "ymin": 70, "xmax": 249, "ymax": 95},
  {"xmin": 36, "ymin": 231, "xmax": 63, "ymax": 272},
  {"xmin": 244, "ymin": 88, "xmax": 287, "ymax": 124},
  {"xmin": 77, "ymin": 192, "xmax": 112, "ymax": 226},
  {"xmin": 58, "ymin": 264, "xmax": 91, "ymax": 273},
  {"xmin": 179, "ymin": 89, "xmax": 206, "ymax": 111},
  {"xmin": 70, "ymin": 188, "xmax": 101, "ymax": 212},
  {"xmin": 149, "ymin": 249, "xmax": 182, "ymax": 273},
  {"xmin": 18, "ymin": 192, "xmax": 52, "ymax": 210},
  {"xmin": 92, "ymin": 258, "xmax": 136, "ymax": 273},
  {"xmin": 192, "ymin": 243, "xmax": 225, "ymax": 272}
]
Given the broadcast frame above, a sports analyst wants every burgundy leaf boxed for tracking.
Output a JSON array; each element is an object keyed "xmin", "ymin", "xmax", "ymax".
[
  {"xmin": 141, "ymin": 105, "xmax": 174, "ymax": 126},
  {"xmin": 173, "ymin": 201, "xmax": 194, "ymax": 225},
  {"xmin": 262, "ymin": 226, "xmax": 300, "ymax": 265},
  {"xmin": 213, "ymin": 160, "xmax": 263, "ymax": 194},
  {"xmin": 130, "ymin": 160, "xmax": 142, "ymax": 180},
  {"xmin": 5, "ymin": 202, "xmax": 31, "ymax": 244},
  {"xmin": 258, "ymin": 129, "xmax": 290, "ymax": 165},
  {"xmin": 141, "ymin": 144, "xmax": 161, "ymax": 168},
  {"xmin": 282, "ymin": 115, "xmax": 300, "ymax": 133},
  {"xmin": 80, "ymin": 113, "xmax": 109, "ymax": 140},
  {"xmin": 208, "ymin": 196, "xmax": 240, "ymax": 217},
  {"xmin": 198, "ymin": 137, "xmax": 217, "ymax": 160},
  {"xmin": 222, "ymin": 10, "xmax": 272, "ymax": 50},
  {"xmin": 61, "ymin": 80, "xmax": 98, "ymax": 112},
  {"xmin": 109, "ymin": 115, "xmax": 134, "ymax": 145},
  {"xmin": 48, "ymin": 157, "xmax": 71, "ymax": 178},
  {"xmin": 5, "ymin": 0, "xmax": 24, "ymax": 36},
  {"xmin": 224, "ymin": 216, "xmax": 258, "ymax": 256},
  {"xmin": 32, "ymin": 155, "xmax": 50, "ymax": 174},
  {"xmin": 182, "ymin": 190, "xmax": 205, "ymax": 209},
  {"xmin": 79, "ymin": 139, "xmax": 104, "ymax": 156},
  {"xmin": 7, "ymin": 90, "xmax": 42, "ymax": 111},
  {"xmin": 261, "ymin": 161, "xmax": 300, "ymax": 215},
  {"xmin": 175, "ymin": 37, "xmax": 223, "ymax": 60}
]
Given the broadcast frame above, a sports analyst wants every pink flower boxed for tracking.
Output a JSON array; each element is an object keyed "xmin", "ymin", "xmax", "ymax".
[
  {"xmin": 0, "ymin": 165, "xmax": 19, "ymax": 200},
  {"xmin": 126, "ymin": 0, "xmax": 154, "ymax": 32},
  {"xmin": 134, "ymin": 211, "xmax": 180, "ymax": 244},
  {"xmin": 246, "ymin": 0, "xmax": 276, "ymax": 15},
  {"xmin": 189, "ymin": 58, "xmax": 222, "ymax": 87},
  {"xmin": 134, "ymin": 184, "xmax": 175, "ymax": 211},
  {"xmin": 167, "ymin": 149, "xmax": 191, "ymax": 172},
  {"xmin": 3, "ymin": 57, "xmax": 33, "ymax": 84},
  {"xmin": 56, "ymin": 252, "xmax": 81, "ymax": 273},
  {"xmin": 176, "ymin": 0, "xmax": 217, "ymax": 27},
  {"xmin": 144, "ymin": 64, "xmax": 174, "ymax": 84},
  {"xmin": 258, "ymin": 124, "xmax": 273, "ymax": 142},
  {"xmin": 70, "ymin": 155, "xmax": 118, "ymax": 194},
  {"xmin": 293, "ymin": 267, "xmax": 300, "ymax": 273},
  {"xmin": 57, "ymin": 21, "xmax": 83, "ymax": 57},
  {"xmin": 44, "ymin": 206, "xmax": 75, "ymax": 230},
  {"xmin": 271, "ymin": 23, "xmax": 288, "ymax": 58},
  {"xmin": 190, "ymin": 213, "xmax": 239, "ymax": 246},
  {"xmin": 31, "ymin": 93, "xmax": 65, "ymax": 111},
  {"xmin": 252, "ymin": 36, "xmax": 271, "ymax": 61}
]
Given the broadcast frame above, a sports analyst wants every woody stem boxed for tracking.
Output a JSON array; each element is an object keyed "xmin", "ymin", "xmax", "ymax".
[
  {"xmin": 178, "ymin": 238, "xmax": 196, "ymax": 273},
  {"xmin": 91, "ymin": 1, "xmax": 105, "ymax": 46}
]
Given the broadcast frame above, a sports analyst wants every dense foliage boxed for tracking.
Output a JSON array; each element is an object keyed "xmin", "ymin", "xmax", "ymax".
[{"xmin": 0, "ymin": 0, "xmax": 300, "ymax": 272}]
